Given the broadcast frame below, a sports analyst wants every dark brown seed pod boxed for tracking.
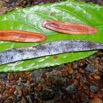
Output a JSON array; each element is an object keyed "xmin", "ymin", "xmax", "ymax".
[
  {"xmin": 0, "ymin": 30, "xmax": 46, "ymax": 42},
  {"xmin": 42, "ymin": 20, "xmax": 97, "ymax": 34}
]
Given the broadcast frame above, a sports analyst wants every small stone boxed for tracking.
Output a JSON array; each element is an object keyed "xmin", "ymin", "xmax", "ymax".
[
  {"xmin": 9, "ymin": 81, "xmax": 15, "ymax": 86},
  {"xmin": 22, "ymin": 87, "xmax": 29, "ymax": 96},
  {"xmin": 36, "ymin": 85, "xmax": 43, "ymax": 91},
  {"xmin": 52, "ymin": 75, "xmax": 66, "ymax": 86},
  {"xmin": 90, "ymin": 98, "xmax": 103, "ymax": 103},
  {"xmin": 85, "ymin": 64, "xmax": 98, "ymax": 73},
  {"xmin": 16, "ymin": 85, "xmax": 22, "ymax": 92},
  {"xmin": 66, "ymin": 84, "xmax": 76, "ymax": 93},
  {"xmin": 75, "ymin": 73, "xmax": 82, "ymax": 79},
  {"xmin": 0, "ymin": 84, "xmax": 3, "ymax": 89},
  {"xmin": 68, "ymin": 67, "xmax": 74, "ymax": 74},
  {"xmin": 61, "ymin": 69, "xmax": 68, "ymax": 77},
  {"xmin": 9, "ymin": 88, "xmax": 15, "ymax": 94},
  {"xmin": 16, "ymin": 95, "xmax": 22, "ymax": 102},
  {"xmin": 90, "ymin": 85, "xmax": 98, "ymax": 93},
  {"xmin": 93, "ymin": 74, "xmax": 101, "ymax": 80},
  {"xmin": 73, "ymin": 79, "xmax": 78, "ymax": 86},
  {"xmin": 32, "ymin": 70, "xmax": 43, "ymax": 82},
  {"xmin": 8, "ymin": 73, "xmax": 14, "ymax": 81},
  {"xmin": 18, "ymin": 73, "xmax": 26, "ymax": 78},
  {"xmin": 45, "ymin": 78, "xmax": 52, "ymax": 86},
  {"xmin": 42, "ymin": 72, "xmax": 47, "ymax": 78},
  {"xmin": 89, "ymin": 55, "xmax": 96, "ymax": 61},
  {"xmin": 13, "ymin": 73, "xmax": 19, "ymax": 81},
  {"xmin": 39, "ymin": 90, "xmax": 55, "ymax": 101},
  {"xmin": 78, "ymin": 68, "xmax": 84, "ymax": 73},
  {"xmin": 71, "ymin": 62, "xmax": 79, "ymax": 70},
  {"xmin": 28, "ymin": 77, "xmax": 33, "ymax": 83},
  {"xmin": 78, "ymin": 60, "xmax": 87, "ymax": 68},
  {"xmin": 21, "ymin": 78, "xmax": 27, "ymax": 83},
  {"xmin": 82, "ymin": 77, "xmax": 87, "ymax": 83}
]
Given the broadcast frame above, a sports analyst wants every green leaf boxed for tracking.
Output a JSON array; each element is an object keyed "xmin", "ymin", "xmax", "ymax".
[{"xmin": 0, "ymin": 0, "xmax": 103, "ymax": 72}]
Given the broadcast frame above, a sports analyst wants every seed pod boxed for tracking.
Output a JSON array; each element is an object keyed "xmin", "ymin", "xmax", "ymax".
[
  {"xmin": 0, "ymin": 40, "xmax": 103, "ymax": 65},
  {"xmin": 0, "ymin": 30, "xmax": 46, "ymax": 42},
  {"xmin": 42, "ymin": 20, "xmax": 97, "ymax": 34}
]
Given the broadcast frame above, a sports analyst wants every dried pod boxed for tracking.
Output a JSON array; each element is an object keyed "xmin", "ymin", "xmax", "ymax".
[
  {"xmin": 0, "ymin": 40, "xmax": 103, "ymax": 65},
  {"xmin": 43, "ymin": 20, "xmax": 97, "ymax": 34},
  {"xmin": 0, "ymin": 30, "xmax": 46, "ymax": 42}
]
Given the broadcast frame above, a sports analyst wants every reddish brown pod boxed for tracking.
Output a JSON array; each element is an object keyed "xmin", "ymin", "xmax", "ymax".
[
  {"xmin": 42, "ymin": 20, "xmax": 97, "ymax": 34},
  {"xmin": 0, "ymin": 30, "xmax": 46, "ymax": 42}
]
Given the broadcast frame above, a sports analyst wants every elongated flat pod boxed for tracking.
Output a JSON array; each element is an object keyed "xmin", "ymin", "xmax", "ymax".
[
  {"xmin": 0, "ymin": 30, "xmax": 46, "ymax": 42},
  {"xmin": 42, "ymin": 20, "xmax": 97, "ymax": 34},
  {"xmin": 0, "ymin": 40, "xmax": 103, "ymax": 65}
]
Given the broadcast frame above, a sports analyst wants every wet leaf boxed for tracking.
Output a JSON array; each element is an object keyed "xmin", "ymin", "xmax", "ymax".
[{"xmin": 0, "ymin": 0, "xmax": 103, "ymax": 72}]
